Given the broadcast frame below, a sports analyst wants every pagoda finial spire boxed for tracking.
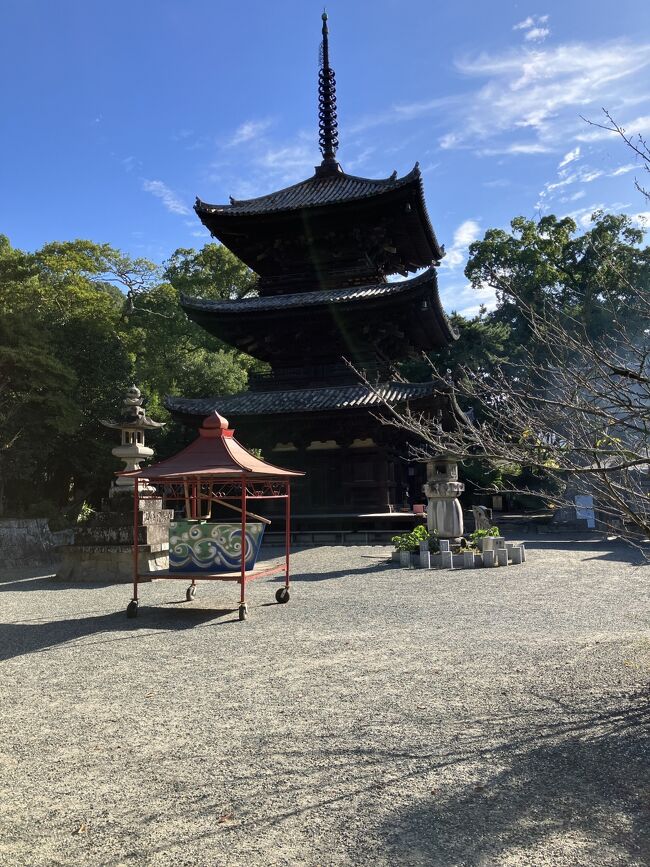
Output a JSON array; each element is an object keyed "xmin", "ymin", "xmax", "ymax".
[{"xmin": 317, "ymin": 10, "xmax": 341, "ymax": 175}]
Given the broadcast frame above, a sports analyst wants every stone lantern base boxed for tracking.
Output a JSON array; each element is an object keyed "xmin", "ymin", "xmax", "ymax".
[{"xmin": 57, "ymin": 495, "xmax": 173, "ymax": 583}]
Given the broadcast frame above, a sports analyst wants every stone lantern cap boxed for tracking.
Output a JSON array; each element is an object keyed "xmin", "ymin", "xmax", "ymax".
[{"xmin": 101, "ymin": 385, "xmax": 165, "ymax": 431}]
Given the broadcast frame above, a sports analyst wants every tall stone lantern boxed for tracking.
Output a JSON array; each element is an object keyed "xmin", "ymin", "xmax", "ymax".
[
  {"xmin": 58, "ymin": 385, "xmax": 171, "ymax": 582},
  {"xmin": 101, "ymin": 385, "xmax": 165, "ymax": 496},
  {"xmin": 423, "ymin": 453, "xmax": 464, "ymax": 542}
]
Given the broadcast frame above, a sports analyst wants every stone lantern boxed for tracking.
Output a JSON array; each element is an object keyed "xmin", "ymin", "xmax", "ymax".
[
  {"xmin": 58, "ymin": 385, "xmax": 171, "ymax": 582},
  {"xmin": 100, "ymin": 385, "xmax": 165, "ymax": 496},
  {"xmin": 423, "ymin": 453, "xmax": 464, "ymax": 542}
]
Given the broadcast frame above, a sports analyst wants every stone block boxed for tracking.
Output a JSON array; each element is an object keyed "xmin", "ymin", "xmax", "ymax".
[{"xmin": 483, "ymin": 550, "xmax": 496, "ymax": 567}]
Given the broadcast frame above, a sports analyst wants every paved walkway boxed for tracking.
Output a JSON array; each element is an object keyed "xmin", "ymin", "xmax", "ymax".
[{"xmin": 0, "ymin": 541, "xmax": 648, "ymax": 866}]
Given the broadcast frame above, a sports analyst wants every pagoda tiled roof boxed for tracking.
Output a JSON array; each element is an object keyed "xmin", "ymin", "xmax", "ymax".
[
  {"xmin": 195, "ymin": 165, "xmax": 420, "ymax": 217},
  {"xmin": 180, "ymin": 266, "xmax": 446, "ymax": 315},
  {"xmin": 166, "ymin": 381, "xmax": 443, "ymax": 418},
  {"xmin": 179, "ymin": 267, "xmax": 457, "ymax": 361},
  {"xmin": 181, "ymin": 280, "xmax": 404, "ymax": 312}
]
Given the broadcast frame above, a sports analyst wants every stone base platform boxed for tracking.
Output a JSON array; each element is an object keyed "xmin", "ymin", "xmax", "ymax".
[
  {"xmin": 57, "ymin": 544, "xmax": 168, "ymax": 583},
  {"xmin": 56, "ymin": 496, "xmax": 173, "ymax": 583}
]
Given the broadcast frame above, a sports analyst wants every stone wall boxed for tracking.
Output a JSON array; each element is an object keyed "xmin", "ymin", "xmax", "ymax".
[{"xmin": 0, "ymin": 519, "xmax": 73, "ymax": 566}]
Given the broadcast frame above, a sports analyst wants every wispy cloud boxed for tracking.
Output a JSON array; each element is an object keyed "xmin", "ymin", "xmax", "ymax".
[
  {"xmin": 255, "ymin": 141, "xmax": 319, "ymax": 182},
  {"xmin": 575, "ymin": 114, "xmax": 650, "ymax": 142},
  {"xmin": 227, "ymin": 119, "xmax": 273, "ymax": 147},
  {"xmin": 558, "ymin": 147, "xmax": 580, "ymax": 168},
  {"xmin": 513, "ymin": 14, "xmax": 549, "ymax": 31},
  {"xmin": 441, "ymin": 219, "xmax": 482, "ymax": 271},
  {"xmin": 513, "ymin": 14, "xmax": 550, "ymax": 43},
  {"xmin": 525, "ymin": 27, "xmax": 550, "ymax": 43},
  {"xmin": 476, "ymin": 142, "xmax": 552, "ymax": 156},
  {"xmin": 483, "ymin": 178, "xmax": 511, "ymax": 188},
  {"xmin": 436, "ymin": 40, "xmax": 650, "ymax": 155},
  {"xmin": 441, "ymin": 280, "xmax": 497, "ymax": 317},
  {"xmin": 536, "ymin": 160, "xmax": 638, "ymax": 211},
  {"xmin": 142, "ymin": 179, "xmax": 190, "ymax": 215},
  {"xmin": 559, "ymin": 189, "xmax": 586, "ymax": 203},
  {"xmin": 348, "ymin": 96, "xmax": 457, "ymax": 135}
]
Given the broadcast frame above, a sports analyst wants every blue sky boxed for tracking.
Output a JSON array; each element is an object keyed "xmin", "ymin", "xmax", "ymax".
[{"xmin": 1, "ymin": 0, "xmax": 649, "ymax": 315}]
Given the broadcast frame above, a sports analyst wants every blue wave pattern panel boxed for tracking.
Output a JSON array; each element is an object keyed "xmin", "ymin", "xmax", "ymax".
[{"xmin": 168, "ymin": 521, "xmax": 265, "ymax": 573}]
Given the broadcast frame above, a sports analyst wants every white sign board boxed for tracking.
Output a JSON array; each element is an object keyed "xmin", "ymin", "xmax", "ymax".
[{"xmin": 574, "ymin": 495, "xmax": 595, "ymax": 529}]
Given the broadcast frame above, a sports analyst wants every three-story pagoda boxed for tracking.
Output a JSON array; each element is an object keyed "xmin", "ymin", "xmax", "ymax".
[{"xmin": 167, "ymin": 13, "xmax": 463, "ymax": 523}]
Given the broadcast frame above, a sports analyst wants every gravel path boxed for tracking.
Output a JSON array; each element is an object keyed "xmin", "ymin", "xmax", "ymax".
[{"xmin": 0, "ymin": 540, "xmax": 648, "ymax": 867}]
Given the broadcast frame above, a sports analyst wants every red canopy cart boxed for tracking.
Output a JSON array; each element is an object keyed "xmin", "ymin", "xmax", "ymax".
[{"xmin": 122, "ymin": 411, "xmax": 303, "ymax": 621}]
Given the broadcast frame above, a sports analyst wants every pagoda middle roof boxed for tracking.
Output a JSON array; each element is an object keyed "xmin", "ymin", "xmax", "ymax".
[
  {"xmin": 180, "ymin": 267, "xmax": 447, "ymax": 316},
  {"xmin": 179, "ymin": 267, "xmax": 457, "ymax": 364},
  {"xmin": 196, "ymin": 165, "xmax": 421, "ymax": 217}
]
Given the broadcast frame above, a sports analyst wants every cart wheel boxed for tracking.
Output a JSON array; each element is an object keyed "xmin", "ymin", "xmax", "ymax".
[
  {"xmin": 238, "ymin": 603, "xmax": 248, "ymax": 621},
  {"xmin": 275, "ymin": 587, "xmax": 290, "ymax": 604},
  {"xmin": 126, "ymin": 600, "xmax": 138, "ymax": 619},
  {"xmin": 186, "ymin": 585, "xmax": 196, "ymax": 601}
]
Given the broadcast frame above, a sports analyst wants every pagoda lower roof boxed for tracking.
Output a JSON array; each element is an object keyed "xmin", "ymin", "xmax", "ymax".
[
  {"xmin": 167, "ymin": 380, "xmax": 446, "ymax": 418},
  {"xmin": 180, "ymin": 267, "xmax": 456, "ymax": 364}
]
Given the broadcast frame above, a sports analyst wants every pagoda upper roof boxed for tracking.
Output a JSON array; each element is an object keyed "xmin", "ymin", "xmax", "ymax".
[
  {"xmin": 180, "ymin": 267, "xmax": 457, "ymax": 365},
  {"xmin": 194, "ymin": 163, "xmax": 444, "ymax": 284},
  {"xmin": 196, "ymin": 164, "xmax": 421, "ymax": 217}
]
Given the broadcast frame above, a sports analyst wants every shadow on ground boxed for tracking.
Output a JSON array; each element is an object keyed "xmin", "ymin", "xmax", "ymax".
[
  {"xmin": 0, "ymin": 605, "xmax": 239, "ymax": 661},
  {"xmin": 377, "ymin": 693, "xmax": 650, "ymax": 866},
  {"xmin": 104, "ymin": 691, "xmax": 649, "ymax": 865},
  {"xmin": 275, "ymin": 560, "xmax": 393, "ymax": 583}
]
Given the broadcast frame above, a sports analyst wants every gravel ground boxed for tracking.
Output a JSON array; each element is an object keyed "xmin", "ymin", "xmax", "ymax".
[{"xmin": 0, "ymin": 539, "xmax": 648, "ymax": 867}]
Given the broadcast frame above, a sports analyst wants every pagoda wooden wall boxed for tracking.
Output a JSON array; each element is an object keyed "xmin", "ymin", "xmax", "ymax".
[{"xmin": 232, "ymin": 413, "xmax": 424, "ymax": 515}]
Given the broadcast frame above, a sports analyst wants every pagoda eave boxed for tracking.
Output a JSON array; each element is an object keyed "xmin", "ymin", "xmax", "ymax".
[
  {"xmin": 195, "ymin": 165, "xmax": 443, "ymax": 284},
  {"xmin": 180, "ymin": 268, "xmax": 457, "ymax": 365}
]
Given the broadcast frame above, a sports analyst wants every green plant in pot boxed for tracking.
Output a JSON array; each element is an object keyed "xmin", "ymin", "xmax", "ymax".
[
  {"xmin": 392, "ymin": 525, "xmax": 440, "ymax": 554},
  {"xmin": 468, "ymin": 526, "xmax": 502, "ymax": 552}
]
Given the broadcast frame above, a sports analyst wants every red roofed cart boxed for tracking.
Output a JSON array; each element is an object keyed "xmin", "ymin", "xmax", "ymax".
[{"xmin": 122, "ymin": 411, "xmax": 303, "ymax": 621}]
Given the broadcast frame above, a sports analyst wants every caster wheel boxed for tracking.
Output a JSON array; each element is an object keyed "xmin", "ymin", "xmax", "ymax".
[
  {"xmin": 238, "ymin": 604, "xmax": 248, "ymax": 621},
  {"xmin": 275, "ymin": 587, "xmax": 290, "ymax": 604},
  {"xmin": 126, "ymin": 600, "xmax": 138, "ymax": 618},
  {"xmin": 186, "ymin": 586, "xmax": 196, "ymax": 601}
]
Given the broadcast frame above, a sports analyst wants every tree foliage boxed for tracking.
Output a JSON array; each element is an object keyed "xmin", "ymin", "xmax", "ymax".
[
  {"xmin": 0, "ymin": 236, "xmax": 258, "ymax": 517},
  {"xmin": 380, "ymin": 211, "xmax": 650, "ymax": 541}
]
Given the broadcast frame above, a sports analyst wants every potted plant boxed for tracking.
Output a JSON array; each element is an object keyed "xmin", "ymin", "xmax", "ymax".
[
  {"xmin": 391, "ymin": 525, "xmax": 439, "ymax": 566},
  {"xmin": 468, "ymin": 526, "xmax": 503, "ymax": 553}
]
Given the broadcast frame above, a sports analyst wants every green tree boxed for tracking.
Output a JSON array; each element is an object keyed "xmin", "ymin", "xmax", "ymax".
[
  {"xmin": 0, "ymin": 237, "xmax": 262, "ymax": 515},
  {"xmin": 164, "ymin": 243, "xmax": 256, "ymax": 300},
  {"xmin": 465, "ymin": 213, "xmax": 649, "ymax": 360},
  {"xmin": 387, "ymin": 212, "xmax": 650, "ymax": 540},
  {"xmin": 401, "ymin": 307, "xmax": 511, "ymax": 384}
]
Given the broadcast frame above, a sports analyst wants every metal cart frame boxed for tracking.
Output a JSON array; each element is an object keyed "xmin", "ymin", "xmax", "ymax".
[{"xmin": 128, "ymin": 473, "xmax": 292, "ymax": 621}]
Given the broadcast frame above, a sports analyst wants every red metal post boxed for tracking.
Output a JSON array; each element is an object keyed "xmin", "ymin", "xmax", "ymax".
[
  {"xmin": 240, "ymin": 481, "xmax": 247, "ymax": 605},
  {"xmin": 132, "ymin": 478, "xmax": 139, "ymax": 602},
  {"xmin": 285, "ymin": 483, "xmax": 291, "ymax": 590}
]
